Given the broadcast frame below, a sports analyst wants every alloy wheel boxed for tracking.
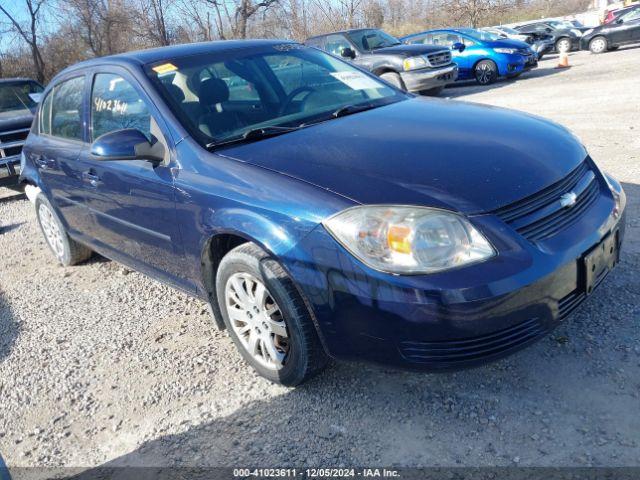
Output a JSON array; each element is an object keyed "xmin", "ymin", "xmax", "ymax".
[
  {"xmin": 590, "ymin": 37, "xmax": 607, "ymax": 54},
  {"xmin": 38, "ymin": 203, "xmax": 65, "ymax": 260},
  {"xmin": 225, "ymin": 272, "xmax": 289, "ymax": 370},
  {"xmin": 557, "ymin": 39, "xmax": 571, "ymax": 53},
  {"xmin": 475, "ymin": 62, "xmax": 495, "ymax": 85}
]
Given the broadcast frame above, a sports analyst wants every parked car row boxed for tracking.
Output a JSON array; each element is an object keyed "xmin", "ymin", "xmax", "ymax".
[
  {"xmin": 503, "ymin": 5, "xmax": 640, "ymax": 54},
  {"xmin": 306, "ymin": 27, "xmax": 539, "ymax": 89}
]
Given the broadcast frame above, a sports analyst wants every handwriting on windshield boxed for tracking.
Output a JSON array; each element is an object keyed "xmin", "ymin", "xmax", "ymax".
[{"xmin": 94, "ymin": 97, "xmax": 128, "ymax": 115}]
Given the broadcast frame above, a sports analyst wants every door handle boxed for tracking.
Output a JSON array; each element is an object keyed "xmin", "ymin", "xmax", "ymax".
[
  {"xmin": 35, "ymin": 155, "xmax": 56, "ymax": 169},
  {"xmin": 82, "ymin": 170, "xmax": 100, "ymax": 187}
]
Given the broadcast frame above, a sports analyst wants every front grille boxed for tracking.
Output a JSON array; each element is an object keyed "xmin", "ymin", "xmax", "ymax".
[
  {"xmin": 426, "ymin": 50, "xmax": 452, "ymax": 67},
  {"xmin": 0, "ymin": 127, "xmax": 29, "ymax": 161},
  {"xmin": 398, "ymin": 317, "xmax": 547, "ymax": 365},
  {"xmin": 493, "ymin": 161, "xmax": 601, "ymax": 242}
]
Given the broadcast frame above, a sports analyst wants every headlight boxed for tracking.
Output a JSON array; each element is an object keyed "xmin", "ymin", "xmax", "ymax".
[
  {"xmin": 323, "ymin": 206, "xmax": 495, "ymax": 274},
  {"xmin": 403, "ymin": 56, "xmax": 427, "ymax": 71},
  {"xmin": 584, "ymin": 28, "xmax": 594, "ymax": 36},
  {"xmin": 494, "ymin": 47, "xmax": 518, "ymax": 54}
]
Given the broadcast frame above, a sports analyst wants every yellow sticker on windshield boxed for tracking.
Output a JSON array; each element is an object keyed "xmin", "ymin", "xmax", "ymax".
[{"xmin": 152, "ymin": 63, "xmax": 178, "ymax": 74}]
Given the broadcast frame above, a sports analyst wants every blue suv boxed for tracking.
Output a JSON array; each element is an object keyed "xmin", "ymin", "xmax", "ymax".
[
  {"xmin": 402, "ymin": 28, "xmax": 537, "ymax": 85},
  {"xmin": 21, "ymin": 40, "xmax": 624, "ymax": 385}
]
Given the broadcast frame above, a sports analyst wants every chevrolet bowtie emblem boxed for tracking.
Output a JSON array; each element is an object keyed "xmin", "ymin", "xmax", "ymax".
[{"xmin": 560, "ymin": 191, "xmax": 578, "ymax": 208}]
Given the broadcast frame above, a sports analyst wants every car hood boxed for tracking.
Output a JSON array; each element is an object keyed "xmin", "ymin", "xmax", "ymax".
[
  {"xmin": 0, "ymin": 109, "xmax": 34, "ymax": 132},
  {"xmin": 488, "ymin": 38, "xmax": 532, "ymax": 49},
  {"xmin": 218, "ymin": 98, "xmax": 587, "ymax": 214},
  {"xmin": 371, "ymin": 43, "xmax": 451, "ymax": 56}
]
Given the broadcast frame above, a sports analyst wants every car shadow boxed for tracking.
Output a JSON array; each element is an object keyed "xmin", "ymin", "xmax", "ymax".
[
  {"xmin": 441, "ymin": 64, "xmax": 569, "ymax": 99},
  {"xmin": 0, "ymin": 223, "xmax": 25, "ymax": 235},
  {"xmin": 0, "ymin": 290, "xmax": 20, "ymax": 363}
]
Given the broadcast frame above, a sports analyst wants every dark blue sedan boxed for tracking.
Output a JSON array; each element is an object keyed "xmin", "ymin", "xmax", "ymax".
[
  {"xmin": 21, "ymin": 40, "xmax": 625, "ymax": 385},
  {"xmin": 402, "ymin": 28, "xmax": 537, "ymax": 85}
]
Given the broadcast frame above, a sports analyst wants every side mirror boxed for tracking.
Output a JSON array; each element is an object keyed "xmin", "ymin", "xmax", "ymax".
[
  {"xmin": 616, "ymin": 18, "xmax": 624, "ymax": 24},
  {"xmin": 546, "ymin": 27, "xmax": 553, "ymax": 32},
  {"xmin": 452, "ymin": 42, "xmax": 466, "ymax": 52},
  {"xmin": 341, "ymin": 47, "xmax": 356, "ymax": 59},
  {"xmin": 91, "ymin": 129, "xmax": 164, "ymax": 163}
]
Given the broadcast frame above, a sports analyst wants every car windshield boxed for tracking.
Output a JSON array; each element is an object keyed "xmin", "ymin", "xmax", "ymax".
[
  {"xmin": 0, "ymin": 81, "xmax": 42, "ymax": 114},
  {"xmin": 347, "ymin": 29, "xmax": 402, "ymax": 50},
  {"xmin": 459, "ymin": 29, "xmax": 501, "ymax": 42},
  {"xmin": 145, "ymin": 44, "xmax": 403, "ymax": 147}
]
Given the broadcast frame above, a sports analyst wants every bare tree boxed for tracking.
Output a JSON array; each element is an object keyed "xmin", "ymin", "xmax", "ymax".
[
  {"xmin": 136, "ymin": 0, "xmax": 173, "ymax": 45},
  {"xmin": 0, "ymin": 0, "xmax": 47, "ymax": 82},
  {"xmin": 439, "ymin": 0, "xmax": 512, "ymax": 27}
]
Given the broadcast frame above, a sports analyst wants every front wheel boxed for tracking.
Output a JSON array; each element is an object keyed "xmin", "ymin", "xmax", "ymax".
[
  {"xmin": 35, "ymin": 194, "xmax": 92, "ymax": 266},
  {"xmin": 556, "ymin": 37, "xmax": 572, "ymax": 53},
  {"xmin": 216, "ymin": 243, "xmax": 328, "ymax": 386},
  {"xmin": 589, "ymin": 36, "xmax": 608, "ymax": 54},
  {"xmin": 474, "ymin": 60, "xmax": 498, "ymax": 85}
]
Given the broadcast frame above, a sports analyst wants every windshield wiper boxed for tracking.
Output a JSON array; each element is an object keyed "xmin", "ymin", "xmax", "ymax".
[
  {"xmin": 206, "ymin": 125, "xmax": 301, "ymax": 150},
  {"xmin": 331, "ymin": 103, "xmax": 378, "ymax": 119}
]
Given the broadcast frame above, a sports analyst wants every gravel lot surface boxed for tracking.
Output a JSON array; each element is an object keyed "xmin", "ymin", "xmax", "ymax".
[{"xmin": 1, "ymin": 47, "xmax": 639, "ymax": 470}]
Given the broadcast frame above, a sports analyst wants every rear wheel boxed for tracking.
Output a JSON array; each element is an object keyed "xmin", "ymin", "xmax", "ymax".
[
  {"xmin": 379, "ymin": 71, "xmax": 406, "ymax": 91},
  {"xmin": 35, "ymin": 194, "xmax": 92, "ymax": 266},
  {"xmin": 216, "ymin": 243, "xmax": 328, "ymax": 386},
  {"xmin": 474, "ymin": 60, "xmax": 498, "ymax": 85},
  {"xmin": 556, "ymin": 37, "xmax": 572, "ymax": 53},
  {"xmin": 589, "ymin": 36, "xmax": 608, "ymax": 54}
]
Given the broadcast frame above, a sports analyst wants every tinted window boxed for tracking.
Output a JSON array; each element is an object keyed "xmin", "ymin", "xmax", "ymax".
[
  {"xmin": 621, "ymin": 8, "xmax": 640, "ymax": 21},
  {"xmin": 49, "ymin": 76, "xmax": 85, "ymax": 141},
  {"xmin": 431, "ymin": 33, "xmax": 462, "ymax": 47},
  {"xmin": 323, "ymin": 34, "xmax": 353, "ymax": 56},
  {"xmin": 347, "ymin": 29, "xmax": 401, "ymax": 50},
  {"xmin": 406, "ymin": 34, "xmax": 429, "ymax": 45},
  {"xmin": 0, "ymin": 80, "xmax": 43, "ymax": 113},
  {"xmin": 91, "ymin": 74, "xmax": 151, "ymax": 141}
]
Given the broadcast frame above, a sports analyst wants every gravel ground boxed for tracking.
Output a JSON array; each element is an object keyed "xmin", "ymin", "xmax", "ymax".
[{"xmin": 1, "ymin": 47, "xmax": 639, "ymax": 470}]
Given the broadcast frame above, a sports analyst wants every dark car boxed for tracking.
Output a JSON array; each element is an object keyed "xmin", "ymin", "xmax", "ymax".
[
  {"xmin": 305, "ymin": 28, "xmax": 458, "ymax": 95},
  {"xmin": 0, "ymin": 78, "xmax": 43, "ymax": 189},
  {"xmin": 514, "ymin": 21, "xmax": 582, "ymax": 52},
  {"xmin": 402, "ymin": 29, "xmax": 537, "ymax": 85},
  {"xmin": 581, "ymin": 7, "xmax": 640, "ymax": 53},
  {"xmin": 482, "ymin": 26, "xmax": 555, "ymax": 60},
  {"xmin": 21, "ymin": 40, "xmax": 625, "ymax": 386}
]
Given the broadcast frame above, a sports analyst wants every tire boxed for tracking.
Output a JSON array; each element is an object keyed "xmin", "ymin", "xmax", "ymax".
[
  {"xmin": 589, "ymin": 36, "xmax": 608, "ymax": 54},
  {"xmin": 474, "ymin": 60, "xmax": 498, "ymax": 85},
  {"xmin": 421, "ymin": 86, "xmax": 445, "ymax": 96},
  {"xmin": 35, "ymin": 194, "xmax": 92, "ymax": 266},
  {"xmin": 556, "ymin": 37, "xmax": 572, "ymax": 53},
  {"xmin": 216, "ymin": 242, "xmax": 328, "ymax": 386},
  {"xmin": 379, "ymin": 71, "xmax": 406, "ymax": 91}
]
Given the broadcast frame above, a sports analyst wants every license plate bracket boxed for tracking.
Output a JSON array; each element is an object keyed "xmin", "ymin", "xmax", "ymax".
[{"xmin": 583, "ymin": 231, "xmax": 618, "ymax": 295}]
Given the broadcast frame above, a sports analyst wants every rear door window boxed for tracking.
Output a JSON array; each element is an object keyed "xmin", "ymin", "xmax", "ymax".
[{"xmin": 44, "ymin": 76, "xmax": 85, "ymax": 141}]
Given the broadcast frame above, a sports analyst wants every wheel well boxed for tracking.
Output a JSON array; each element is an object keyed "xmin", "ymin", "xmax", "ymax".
[
  {"xmin": 201, "ymin": 233, "xmax": 249, "ymax": 329},
  {"xmin": 374, "ymin": 67, "xmax": 398, "ymax": 76}
]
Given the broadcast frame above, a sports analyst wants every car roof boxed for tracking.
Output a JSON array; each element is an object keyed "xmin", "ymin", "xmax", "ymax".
[
  {"xmin": 307, "ymin": 28, "xmax": 381, "ymax": 40},
  {"xmin": 52, "ymin": 39, "xmax": 297, "ymax": 79},
  {"xmin": 402, "ymin": 28, "xmax": 471, "ymax": 39},
  {"xmin": 0, "ymin": 77, "xmax": 40, "ymax": 84}
]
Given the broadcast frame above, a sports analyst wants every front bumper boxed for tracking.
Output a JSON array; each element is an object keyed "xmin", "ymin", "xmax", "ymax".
[
  {"xmin": 285, "ymin": 177, "xmax": 625, "ymax": 371},
  {"xmin": 0, "ymin": 155, "xmax": 21, "ymax": 187},
  {"xmin": 400, "ymin": 64, "xmax": 458, "ymax": 92}
]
